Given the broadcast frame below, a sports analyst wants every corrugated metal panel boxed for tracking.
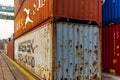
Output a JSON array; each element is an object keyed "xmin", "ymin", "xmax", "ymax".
[
  {"xmin": 102, "ymin": 0, "xmax": 120, "ymax": 26},
  {"xmin": 102, "ymin": 24, "xmax": 120, "ymax": 75},
  {"xmin": 14, "ymin": 22, "xmax": 101, "ymax": 80},
  {"xmin": 54, "ymin": 0, "xmax": 101, "ymax": 24},
  {"xmin": 14, "ymin": 0, "xmax": 24, "ymax": 16},
  {"xmin": 102, "ymin": 26, "xmax": 110, "ymax": 73},
  {"xmin": 56, "ymin": 23, "xmax": 101, "ymax": 80},
  {"xmin": 14, "ymin": 0, "xmax": 101, "ymax": 39},
  {"xmin": 7, "ymin": 40, "xmax": 14, "ymax": 59}
]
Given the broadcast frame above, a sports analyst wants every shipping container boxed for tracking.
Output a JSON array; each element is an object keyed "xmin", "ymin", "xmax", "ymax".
[
  {"xmin": 14, "ymin": 0, "xmax": 101, "ymax": 39},
  {"xmin": 14, "ymin": 0, "xmax": 24, "ymax": 16},
  {"xmin": 14, "ymin": 22, "xmax": 101, "ymax": 80},
  {"xmin": 7, "ymin": 40, "xmax": 14, "ymax": 60},
  {"xmin": 102, "ymin": 0, "xmax": 120, "ymax": 26},
  {"xmin": 102, "ymin": 24, "xmax": 120, "ymax": 75}
]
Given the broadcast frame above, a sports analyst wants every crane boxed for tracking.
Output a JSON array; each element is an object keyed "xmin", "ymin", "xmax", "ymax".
[{"xmin": 0, "ymin": 5, "xmax": 14, "ymax": 20}]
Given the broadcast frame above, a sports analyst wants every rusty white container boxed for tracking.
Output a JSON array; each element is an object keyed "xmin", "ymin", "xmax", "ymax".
[{"xmin": 14, "ymin": 22, "xmax": 101, "ymax": 80}]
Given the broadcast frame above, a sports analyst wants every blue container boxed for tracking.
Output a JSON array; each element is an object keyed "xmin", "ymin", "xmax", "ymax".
[{"xmin": 102, "ymin": 0, "xmax": 120, "ymax": 26}]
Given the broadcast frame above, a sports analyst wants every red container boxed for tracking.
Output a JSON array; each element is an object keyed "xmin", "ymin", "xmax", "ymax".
[
  {"xmin": 14, "ymin": 0, "xmax": 101, "ymax": 39},
  {"xmin": 7, "ymin": 40, "xmax": 14, "ymax": 60},
  {"xmin": 102, "ymin": 24, "xmax": 120, "ymax": 75}
]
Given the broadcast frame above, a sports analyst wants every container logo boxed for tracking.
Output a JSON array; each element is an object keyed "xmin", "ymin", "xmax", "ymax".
[
  {"xmin": 15, "ymin": 0, "xmax": 47, "ymax": 31},
  {"xmin": 24, "ymin": 8, "xmax": 33, "ymax": 26},
  {"xmin": 102, "ymin": 0, "xmax": 105, "ymax": 5},
  {"xmin": 18, "ymin": 39, "xmax": 38, "ymax": 68},
  {"xmin": 34, "ymin": 0, "xmax": 46, "ymax": 11}
]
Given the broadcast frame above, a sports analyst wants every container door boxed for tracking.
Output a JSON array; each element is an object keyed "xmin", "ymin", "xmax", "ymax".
[{"xmin": 115, "ymin": 24, "xmax": 120, "ymax": 75}]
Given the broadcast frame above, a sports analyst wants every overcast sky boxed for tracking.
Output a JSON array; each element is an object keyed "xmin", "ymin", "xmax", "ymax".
[
  {"xmin": 0, "ymin": 0, "xmax": 14, "ymax": 6},
  {"xmin": 0, "ymin": 0, "xmax": 14, "ymax": 39}
]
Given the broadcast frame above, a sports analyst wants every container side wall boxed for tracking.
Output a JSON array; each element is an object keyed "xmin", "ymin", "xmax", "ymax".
[
  {"xmin": 55, "ymin": 23, "xmax": 101, "ymax": 80},
  {"xmin": 14, "ymin": 0, "xmax": 52, "ymax": 39},
  {"xmin": 102, "ymin": 24, "xmax": 120, "ymax": 75},
  {"xmin": 14, "ymin": 23, "xmax": 53, "ymax": 80},
  {"xmin": 14, "ymin": 0, "xmax": 24, "ymax": 16},
  {"xmin": 102, "ymin": 0, "xmax": 120, "ymax": 26},
  {"xmin": 7, "ymin": 40, "xmax": 14, "ymax": 59},
  {"xmin": 54, "ymin": 0, "xmax": 101, "ymax": 24}
]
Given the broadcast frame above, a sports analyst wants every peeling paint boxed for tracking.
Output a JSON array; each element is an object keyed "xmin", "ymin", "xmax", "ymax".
[{"xmin": 15, "ymin": 22, "xmax": 101, "ymax": 80}]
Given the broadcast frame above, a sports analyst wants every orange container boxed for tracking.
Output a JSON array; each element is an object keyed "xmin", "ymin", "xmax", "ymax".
[
  {"xmin": 14, "ymin": 0, "xmax": 24, "ymax": 16},
  {"xmin": 14, "ymin": 0, "xmax": 101, "ymax": 39}
]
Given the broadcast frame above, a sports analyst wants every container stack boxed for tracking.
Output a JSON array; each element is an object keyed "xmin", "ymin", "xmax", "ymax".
[
  {"xmin": 102, "ymin": 0, "xmax": 120, "ymax": 75},
  {"xmin": 14, "ymin": 0, "xmax": 101, "ymax": 80}
]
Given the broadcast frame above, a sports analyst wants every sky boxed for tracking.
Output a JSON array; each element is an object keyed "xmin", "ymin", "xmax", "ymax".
[
  {"xmin": 0, "ymin": 0, "xmax": 14, "ymax": 7},
  {"xmin": 0, "ymin": 0, "xmax": 14, "ymax": 39},
  {"xmin": 0, "ymin": 19, "xmax": 14, "ymax": 39}
]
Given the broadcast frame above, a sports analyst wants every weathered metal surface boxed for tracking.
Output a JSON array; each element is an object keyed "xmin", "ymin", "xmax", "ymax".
[
  {"xmin": 14, "ymin": 0, "xmax": 24, "ymax": 16},
  {"xmin": 14, "ymin": 22, "xmax": 101, "ymax": 80},
  {"xmin": 102, "ymin": 24, "xmax": 120, "ymax": 76},
  {"xmin": 14, "ymin": 23, "xmax": 53, "ymax": 80},
  {"xmin": 54, "ymin": 0, "xmax": 101, "ymax": 23},
  {"xmin": 55, "ymin": 23, "xmax": 101, "ymax": 80},
  {"xmin": 14, "ymin": 0, "xmax": 101, "ymax": 39},
  {"xmin": 7, "ymin": 40, "xmax": 14, "ymax": 59}
]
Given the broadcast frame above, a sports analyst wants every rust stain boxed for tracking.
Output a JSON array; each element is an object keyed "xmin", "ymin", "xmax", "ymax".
[
  {"xmin": 80, "ymin": 44, "xmax": 82, "ymax": 49},
  {"xmin": 86, "ymin": 76, "xmax": 89, "ymax": 80},
  {"xmin": 58, "ymin": 61, "xmax": 60, "ymax": 71},
  {"xmin": 92, "ymin": 61, "xmax": 97, "ymax": 67},
  {"xmin": 64, "ymin": 78, "xmax": 67, "ymax": 80},
  {"xmin": 90, "ymin": 69, "xmax": 92, "ymax": 75},
  {"xmin": 94, "ymin": 50, "xmax": 97, "ymax": 55},
  {"xmin": 94, "ymin": 45, "xmax": 97, "ymax": 54},
  {"xmin": 76, "ymin": 76, "xmax": 80, "ymax": 80},
  {"xmin": 93, "ymin": 74, "xmax": 97, "ymax": 79},
  {"xmin": 68, "ymin": 40, "xmax": 72, "ymax": 48},
  {"xmin": 66, "ymin": 69, "xmax": 68, "ymax": 74},
  {"xmin": 77, "ymin": 28, "xmax": 79, "ymax": 32},
  {"xmin": 94, "ymin": 45, "xmax": 97, "ymax": 49},
  {"xmin": 75, "ymin": 64, "xmax": 78, "ymax": 72},
  {"xmin": 85, "ymin": 62, "xmax": 88, "ymax": 66},
  {"xmin": 76, "ymin": 45, "xmax": 79, "ymax": 56},
  {"xmin": 70, "ymin": 63, "xmax": 72, "ymax": 67},
  {"xmin": 85, "ymin": 49, "xmax": 87, "ymax": 51},
  {"xmin": 76, "ymin": 45, "xmax": 78, "ymax": 49}
]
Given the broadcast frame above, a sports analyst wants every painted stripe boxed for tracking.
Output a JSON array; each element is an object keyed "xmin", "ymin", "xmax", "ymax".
[{"xmin": 3, "ymin": 53, "xmax": 36, "ymax": 80}]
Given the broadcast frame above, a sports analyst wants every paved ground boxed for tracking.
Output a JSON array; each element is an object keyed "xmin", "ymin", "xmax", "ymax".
[
  {"xmin": 102, "ymin": 73, "xmax": 120, "ymax": 80},
  {"xmin": 0, "ymin": 53, "xmax": 39, "ymax": 80},
  {"xmin": 1, "ymin": 52, "xmax": 120, "ymax": 80}
]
